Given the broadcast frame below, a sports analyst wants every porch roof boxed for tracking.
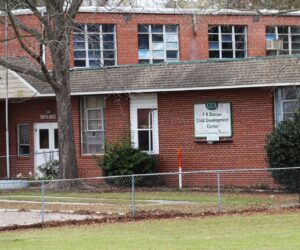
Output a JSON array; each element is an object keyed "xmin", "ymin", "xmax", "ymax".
[{"xmin": 3, "ymin": 55, "xmax": 300, "ymax": 98}]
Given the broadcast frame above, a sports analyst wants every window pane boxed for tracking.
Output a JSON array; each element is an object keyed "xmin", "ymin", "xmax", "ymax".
[
  {"xmin": 139, "ymin": 49, "xmax": 150, "ymax": 59},
  {"xmin": 208, "ymin": 34, "xmax": 219, "ymax": 42},
  {"xmin": 153, "ymin": 50, "xmax": 164, "ymax": 59},
  {"xmin": 153, "ymin": 59, "xmax": 164, "ymax": 63},
  {"xmin": 209, "ymin": 51, "xmax": 220, "ymax": 58},
  {"xmin": 19, "ymin": 146, "xmax": 30, "ymax": 155},
  {"xmin": 74, "ymin": 34, "xmax": 85, "ymax": 41},
  {"xmin": 54, "ymin": 129, "xmax": 59, "ymax": 149},
  {"xmin": 283, "ymin": 101, "xmax": 298, "ymax": 113},
  {"xmin": 222, "ymin": 51, "xmax": 233, "ymax": 58},
  {"xmin": 87, "ymin": 24, "xmax": 99, "ymax": 32},
  {"xmin": 102, "ymin": 25, "xmax": 115, "ymax": 32},
  {"xmin": 103, "ymin": 51, "xmax": 115, "ymax": 59},
  {"xmin": 138, "ymin": 130, "xmax": 153, "ymax": 151},
  {"xmin": 88, "ymin": 42, "xmax": 100, "ymax": 50},
  {"xmin": 138, "ymin": 34, "xmax": 149, "ymax": 49},
  {"xmin": 86, "ymin": 96, "xmax": 103, "ymax": 108},
  {"xmin": 266, "ymin": 26, "xmax": 275, "ymax": 33},
  {"xmin": 19, "ymin": 125, "xmax": 29, "ymax": 144},
  {"xmin": 103, "ymin": 42, "xmax": 115, "ymax": 49},
  {"xmin": 166, "ymin": 42, "xmax": 178, "ymax": 50},
  {"xmin": 235, "ymin": 26, "xmax": 245, "ymax": 33},
  {"xmin": 138, "ymin": 109, "xmax": 151, "ymax": 129},
  {"xmin": 104, "ymin": 60, "xmax": 115, "ymax": 66},
  {"xmin": 208, "ymin": 26, "xmax": 219, "ymax": 33},
  {"xmin": 152, "ymin": 42, "xmax": 164, "ymax": 50},
  {"xmin": 235, "ymin": 51, "xmax": 245, "ymax": 58},
  {"xmin": 281, "ymin": 87, "xmax": 300, "ymax": 99},
  {"xmin": 139, "ymin": 59, "xmax": 150, "ymax": 64},
  {"xmin": 221, "ymin": 26, "xmax": 232, "ymax": 33},
  {"xmin": 166, "ymin": 34, "xmax": 178, "ymax": 42},
  {"xmin": 221, "ymin": 34, "xmax": 232, "ymax": 42},
  {"xmin": 167, "ymin": 50, "xmax": 178, "ymax": 59},
  {"xmin": 74, "ymin": 42, "xmax": 85, "ymax": 49},
  {"xmin": 222, "ymin": 43, "xmax": 233, "ymax": 49},
  {"xmin": 278, "ymin": 26, "xmax": 289, "ymax": 33},
  {"xmin": 39, "ymin": 129, "xmax": 49, "ymax": 149},
  {"xmin": 74, "ymin": 60, "xmax": 86, "ymax": 67},
  {"xmin": 152, "ymin": 34, "xmax": 163, "ymax": 42},
  {"xmin": 88, "ymin": 34, "xmax": 100, "ymax": 42},
  {"xmin": 151, "ymin": 25, "xmax": 163, "ymax": 33},
  {"xmin": 74, "ymin": 51, "xmax": 86, "ymax": 58},
  {"xmin": 103, "ymin": 34, "xmax": 114, "ymax": 42},
  {"xmin": 166, "ymin": 25, "xmax": 177, "ymax": 33},
  {"xmin": 89, "ymin": 60, "xmax": 101, "ymax": 67},
  {"xmin": 88, "ymin": 51, "xmax": 101, "ymax": 58},
  {"xmin": 138, "ymin": 25, "xmax": 149, "ymax": 33}
]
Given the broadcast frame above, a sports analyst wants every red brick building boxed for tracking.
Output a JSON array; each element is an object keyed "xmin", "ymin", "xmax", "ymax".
[{"xmin": 0, "ymin": 7, "xmax": 300, "ymax": 182}]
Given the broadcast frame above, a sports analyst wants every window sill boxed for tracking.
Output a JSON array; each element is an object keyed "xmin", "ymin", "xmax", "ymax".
[{"xmin": 194, "ymin": 137, "xmax": 233, "ymax": 143}]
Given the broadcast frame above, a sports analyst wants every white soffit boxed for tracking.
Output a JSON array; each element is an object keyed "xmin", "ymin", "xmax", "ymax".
[{"xmin": 0, "ymin": 66, "xmax": 38, "ymax": 99}]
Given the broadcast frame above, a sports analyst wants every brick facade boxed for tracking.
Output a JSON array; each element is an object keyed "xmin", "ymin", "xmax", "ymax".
[
  {"xmin": 1, "ymin": 12, "xmax": 300, "ymax": 65},
  {"xmin": 0, "ymin": 10, "xmax": 294, "ymax": 184}
]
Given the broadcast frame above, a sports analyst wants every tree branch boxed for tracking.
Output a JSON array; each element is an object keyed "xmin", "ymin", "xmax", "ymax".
[
  {"xmin": 0, "ymin": 58, "xmax": 47, "ymax": 82},
  {"xmin": 8, "ymin": 10, "xmax": 57, "ymax": 88}
]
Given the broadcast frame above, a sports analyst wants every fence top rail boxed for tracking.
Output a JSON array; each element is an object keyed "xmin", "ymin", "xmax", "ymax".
[{"xmin": 1, "ymin": 166, "xmax": 300, "ymax": 184}]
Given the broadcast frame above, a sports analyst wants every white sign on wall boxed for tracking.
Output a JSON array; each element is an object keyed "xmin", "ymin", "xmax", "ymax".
[{"xmin": 194, "ymin": 102, "xmax": 232, "ymax": 140}]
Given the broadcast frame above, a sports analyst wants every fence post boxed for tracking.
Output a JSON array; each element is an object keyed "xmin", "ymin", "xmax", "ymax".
[
  {"xmin": 41, "ymin": 180, "xmax": 45, "ymax": 224},
  {"xmin": 217, "ymin": 171, "xmax": 221, "ymax": 212},
  {"xmin": 131, "ymin": 175, "xmax": 135, "ymax": 217}
]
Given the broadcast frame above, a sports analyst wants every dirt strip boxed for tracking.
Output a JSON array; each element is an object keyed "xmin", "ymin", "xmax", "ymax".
[{"xmin": 1, "ymin": 205, "xmax": 300, "ymax": 232}]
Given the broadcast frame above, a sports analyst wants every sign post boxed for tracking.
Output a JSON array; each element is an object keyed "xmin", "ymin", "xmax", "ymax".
[{"xmin": 178, "ymin": 148, "xmax": 182, "ymax": 189}]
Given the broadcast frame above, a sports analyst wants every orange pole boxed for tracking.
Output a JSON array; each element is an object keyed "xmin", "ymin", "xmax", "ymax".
[{"xmin": 178, "ymin": 148, "xmax": 182, "ymax": 169}]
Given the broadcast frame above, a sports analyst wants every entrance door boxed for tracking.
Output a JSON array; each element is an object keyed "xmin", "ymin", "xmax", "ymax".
[{"xmin": 34, "ymin": 123, "xmax": 59, "ymax": 175}]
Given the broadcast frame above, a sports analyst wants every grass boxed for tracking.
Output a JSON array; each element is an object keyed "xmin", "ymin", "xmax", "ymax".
[
  {"xmin": 0, "ymin": 212, "xmax": 300, "ymax": 249},
  {"xmin": 0, "ymin": 189, "xmax": 298, "ymax": 214}
]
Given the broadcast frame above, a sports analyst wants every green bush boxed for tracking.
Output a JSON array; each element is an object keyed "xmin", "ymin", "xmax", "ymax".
[
  {"xmin": 97, "ymin": 142, "xmax": 156, "ymax": 187},
  {"xmin": 38, "ymin": 160, "xmax": 59, "ymax": 180},
  {"xmin": 266, "ymin": 112, "xmax": 300, "ymax": 192}
]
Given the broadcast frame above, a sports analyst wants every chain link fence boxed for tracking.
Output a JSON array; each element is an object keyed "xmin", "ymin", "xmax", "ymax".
[{"xmin": 0, "ymin": 167, "xmax": 299, "ymax": 227}]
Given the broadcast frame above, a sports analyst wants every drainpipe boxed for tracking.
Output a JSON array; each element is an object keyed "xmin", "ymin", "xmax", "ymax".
[{"xmin": 5, "ymin": 0, "xmax": 10, "ymax": 179}]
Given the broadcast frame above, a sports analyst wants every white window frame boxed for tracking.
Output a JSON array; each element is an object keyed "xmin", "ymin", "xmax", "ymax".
[
  {"xmin": 80, "ymin": 96, "xmax": 106, "ymax": 155},
  {"xmin": 275, "ymin": 87, "xmax": 300, "ymax": 124},
  {"xmin": 208, "ymin": 25, "xmax": 248, "ymax": 59},
  {"xmin": 18, "ymin": 124, "xmax": 30, "ymax": 157},
  {"xmin": 73, "ymin": 24, "xmax": 117, "ymax": 68},
  {"xmin": 130, "ymin": 94, "xmax": 159, "ymax": 154},
  {"xmin": 266, "ymin": 26, "xmax": 300, "ymax": 55},
  {"xmin": 138, "ymin": 24, "xmax": 180, "ymax": 64}
]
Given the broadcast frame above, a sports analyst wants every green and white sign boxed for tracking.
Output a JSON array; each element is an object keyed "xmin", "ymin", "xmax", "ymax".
[{"xmin": 194, "ymin": 102, "xmax": 232, "ymax": 140}]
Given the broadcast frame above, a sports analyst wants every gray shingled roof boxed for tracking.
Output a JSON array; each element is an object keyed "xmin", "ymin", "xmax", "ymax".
[{"xmin": 9, "ymin": 55, "xmax": 300, "ymax": 95}]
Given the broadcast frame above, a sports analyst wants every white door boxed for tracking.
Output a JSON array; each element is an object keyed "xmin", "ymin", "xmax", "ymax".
[{"xmin": 34, "ymin": 123, "xmax": 59, "ymax": 175}]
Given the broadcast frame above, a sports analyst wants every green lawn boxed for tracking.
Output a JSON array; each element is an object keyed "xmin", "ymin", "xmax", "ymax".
[{"xmin": 1, "ymin": 212, "xmax": 300, "ymax": 250}]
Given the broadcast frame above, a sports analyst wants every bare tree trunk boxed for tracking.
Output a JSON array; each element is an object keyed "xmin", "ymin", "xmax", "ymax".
[{"xmin": 55, "ymin": 86, "xmax": 78, "ymax": 179}]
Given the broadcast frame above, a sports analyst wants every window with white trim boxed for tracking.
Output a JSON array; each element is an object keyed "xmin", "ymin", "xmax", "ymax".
[
  {"xmin": 81, "ymin": 96, "xmax": 105, "ymax": 154},
  {"xmin": 130, "ymin": 94, "xmax": 159, "ymax": 154},
  {"xmin": 266, "ymin": 26, "xmax": 300, "ymax": 56},
  {"xmin": 208, "ymin": 25, "xmax": 247, "ymax": 59},
  {"xmin": 18, "ymin": 124, "xmax": 30, "ymax": 156},
  {"xmin": 73, "ymin": 24, "xmax": 116, "ymax": 68},
  {"xmin": 138, "ymin": 24, "xmax": 179, "ymax": 64},
  {"xmin": 275, "ymin": 87, "xmax": 300, "ymax": 124}
]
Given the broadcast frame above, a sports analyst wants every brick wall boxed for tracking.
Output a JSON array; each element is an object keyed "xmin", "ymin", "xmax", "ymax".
[
  {"xmin": 157, "ymin": 88, "xmax": 274, "ymax": 186},
  {"xmin": 0, "ymin": 95, "xmax": 131, "ymax": 179},
  {"xmin": 1, "ymin": 13, "xmax": 300, "ymax": 66}
]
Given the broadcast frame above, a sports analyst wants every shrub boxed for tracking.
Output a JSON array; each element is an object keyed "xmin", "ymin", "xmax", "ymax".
[
  {"xmin": 266, "ymin": 112, "xmax": 300, "ymax": 192},
  {"xmin": 97, "ymin": 142, "xmax": 156, "ymax": 187},
  {"xmin": 38, "ymin": 160, "xmax": 59, "ymax": 180}
]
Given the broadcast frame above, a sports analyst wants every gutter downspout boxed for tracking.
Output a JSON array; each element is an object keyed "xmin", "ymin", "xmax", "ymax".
[{"xmin": 5, "ymin": 0, "xmax": 10, "ymax": 179}]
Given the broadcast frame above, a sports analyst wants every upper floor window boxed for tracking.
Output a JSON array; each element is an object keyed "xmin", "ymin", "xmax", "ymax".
[
  {"xmin": 138, "ymin": 24, "xmax": 179, "ymax": 64},
  {"xmin": 266, "ymin": 26, "xmax": 300, "ymax": 56},
  {"xmin": 73, "ymin": 24, "xmax": 116, "ymax": 68},
  {"xmin": 208, "ymin": 25, "xmax": 247, "ymax": 59},
  {"xmin": 275, "ymin": 87, "xmax": 300, "ymax": 124},
  {"xmin": 81, "ymin": 96, "xmax": 106, "ymax": 155}
]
